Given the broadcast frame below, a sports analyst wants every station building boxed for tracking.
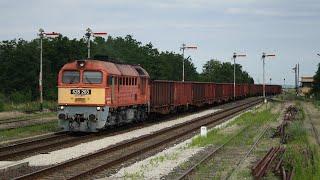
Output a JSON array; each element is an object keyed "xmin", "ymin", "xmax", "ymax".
[{"xmin": 299, "ymin": 76, "xmax": 314, "ymax": 96}]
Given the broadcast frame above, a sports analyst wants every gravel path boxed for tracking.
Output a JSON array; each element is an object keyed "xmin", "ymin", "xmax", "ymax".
[{"xmin": 13, "ymin": 108, "xmax": 221, "ymax": 167}]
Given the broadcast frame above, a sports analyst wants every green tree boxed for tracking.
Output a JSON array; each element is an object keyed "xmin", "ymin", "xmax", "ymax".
[
  {"xmin": 313, "ymin": 63, "xmax": 320, "ymax": 98},
  {"xmin": 200, "ymin": 59, "xmax": 254, "ymax": 84},
  {"xmin": 0, "ymin": 35, "xmax": 199, "ymax": 103}
]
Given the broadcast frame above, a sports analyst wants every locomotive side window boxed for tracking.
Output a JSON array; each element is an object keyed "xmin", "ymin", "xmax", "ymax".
[
  {"xmin": 62, "ymin": 71, "xmax": 80, "ymax": 84},
  {"xmin": 83, "ymin": 71, "xmax": 102, "ymax": 84}
]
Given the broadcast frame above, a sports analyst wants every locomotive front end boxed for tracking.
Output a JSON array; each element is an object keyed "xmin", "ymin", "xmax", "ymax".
[{"xmin": 57, "ymin": 60, "xmax": 109, "ymax": 132}]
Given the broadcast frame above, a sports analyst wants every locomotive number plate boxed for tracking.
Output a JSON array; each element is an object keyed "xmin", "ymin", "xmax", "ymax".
[{"xmin": 71, "ymin": 89, "xmax": 91, "ymax": 96}]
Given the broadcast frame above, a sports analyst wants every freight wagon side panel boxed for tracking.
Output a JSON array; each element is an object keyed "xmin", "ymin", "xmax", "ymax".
[
  {"xmin": 150, "ymin": 81, "xmax": 174, "ymax": 114},
  {"xmin": 174, "ymin": 82, "xmax": 192, "ymax": 106},
  {"xmin": 204, "ymin": 83, "xmax": 216, "ymax": 104},
  {"xmin": 215, "ymin": 84, "xmax": 223, "ymax": 101},
  {"xmin": 192, "ymin": 83, "xmax": 206, "ymax": 106},
  {"xmin": 244, "ymin": 84, "xmax": 249, "ymax": 97}
]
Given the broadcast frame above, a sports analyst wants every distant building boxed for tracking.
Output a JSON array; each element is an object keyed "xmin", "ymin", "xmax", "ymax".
[{"xmin": 299, "ymin": 76, "xmax": 314, "ymax": 95}]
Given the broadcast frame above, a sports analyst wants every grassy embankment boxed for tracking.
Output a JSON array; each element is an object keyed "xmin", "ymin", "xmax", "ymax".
[
  {"xmin": 283, "ymin": 102, "xmax": 320, "ymax": 180},
  {"xmin": 0, "ymin": 101, "xmax": 59, "ymax": 142},
  {"xmin": 0, "ymin": 121, "xmax": 59, "ymax": 142},
  {"xmin": 1, "ymin": 101, "xmax": 57, "ymax": 113},
  {"xmin": 188, "ymin": 102, "xmax": 280, "ymax": 179}
]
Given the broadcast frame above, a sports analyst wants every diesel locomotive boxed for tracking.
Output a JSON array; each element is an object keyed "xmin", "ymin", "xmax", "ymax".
[{"xmin": 57, "ymin": 59, "xmax": 282, "ymax": 132}]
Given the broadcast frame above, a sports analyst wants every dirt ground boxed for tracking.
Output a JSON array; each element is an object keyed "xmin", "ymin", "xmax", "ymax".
[{"xmin": 0, "ymin": 111, "xmax": 25, "ymax": 120}]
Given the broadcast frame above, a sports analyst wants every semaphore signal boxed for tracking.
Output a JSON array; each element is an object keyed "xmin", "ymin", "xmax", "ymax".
[
  {"xmin": 180, "ymin": 44, "xmax": 197, "ymax": 82},
  {"xmin": 38, "ymin": 28, "xmax": 60, "ymax": 111},
  {"xmin": 261, "ymin": 52, "xmax": 276, "ymax": 103},
  {"xmin": 85, "ymin": 28, "xmax": 107, "ymax": 58}
]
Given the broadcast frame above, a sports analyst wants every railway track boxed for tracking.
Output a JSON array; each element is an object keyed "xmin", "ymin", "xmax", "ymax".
[
  {"xmin": 0, "ymin": 115, "xmax": 57, "ymax": 130},
  {"xmin": 0, "ymin": 132, "xmax": 75, "ymax": 160},
  {"xmin": 176, "ymin": 125, "xmax": 270, "ymax": 180},
  {"xmin": 305, "ymin": 107, "xmax": 320, "ymax": 146},
  {"xmin": 13, "ymin": 98, "xmax": 263, "ymax": 180},
  {"xmin": 0, "ymin": 97, "xmax": 258, "ymax": 161}
]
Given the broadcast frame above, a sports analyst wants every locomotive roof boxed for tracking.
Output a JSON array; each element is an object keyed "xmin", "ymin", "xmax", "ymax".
[{"xmin": 62, "ymin": 59, "xmax": 149, "ymax": 77}]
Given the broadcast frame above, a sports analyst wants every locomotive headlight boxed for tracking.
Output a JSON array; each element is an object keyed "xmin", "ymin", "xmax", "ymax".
[
  {"xmin": 96, "ymin": 107, "xmax": 101, "ymax": 111},
  {"xmin": 60, "ymin": 106, "xmax": 64, "ymax": 110}
]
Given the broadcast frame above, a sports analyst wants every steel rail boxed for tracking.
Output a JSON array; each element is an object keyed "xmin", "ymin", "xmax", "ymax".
[
  {"xmin": 0, "ymin": 132, "xmax": 74, "ymax": 160},
  {"xmin": 14, "ymin": 98, "xmax": 262, "ymax": 180},
  {"xmin": 225, "ymin": 126, "xmax": 270, "ymax": 179}
]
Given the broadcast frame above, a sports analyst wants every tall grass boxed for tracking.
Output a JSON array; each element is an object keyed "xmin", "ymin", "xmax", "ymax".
[
  {"xmin": 190, "ymin": 106, "xmax": 278, "ymax": 147},
  {"xmin": 283, "ymin": 104, "xmax": 320, "ymax": 180},
  {"xmin": 0, "ymin": 121, "xmax": 59, "ymax": 142},
  {"xmin": 2, "ymin": 101, "xmax": 57, "ymax": 113}
]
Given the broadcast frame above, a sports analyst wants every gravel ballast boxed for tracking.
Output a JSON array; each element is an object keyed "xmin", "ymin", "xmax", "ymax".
[
  {"xmin": 103, "ymin": 107, "xmax": 258, "ymax": 179},
  {"xmin": 11, "ymin": 108, "xmax": 221, "ymax": 166}
]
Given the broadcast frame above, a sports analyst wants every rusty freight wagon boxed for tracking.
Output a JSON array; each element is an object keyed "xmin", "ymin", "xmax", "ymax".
[{"xmin": 150, "ymin": 80, "xmax": 192, "ymax": 114}]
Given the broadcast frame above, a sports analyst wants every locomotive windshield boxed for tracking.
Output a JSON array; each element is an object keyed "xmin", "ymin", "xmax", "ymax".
[
  {"xmin": 62, "ymin": 71, "xmax": 80, "ymax": 84},
  {"xmin": 83, "ymin": 71, "xmax": 102, "ymax": 84}
]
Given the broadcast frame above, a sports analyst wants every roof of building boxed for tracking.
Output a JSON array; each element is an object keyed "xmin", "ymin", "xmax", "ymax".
[{"xmin": 301, "ymin": 76, "xmax": 314, "ymax": 83}]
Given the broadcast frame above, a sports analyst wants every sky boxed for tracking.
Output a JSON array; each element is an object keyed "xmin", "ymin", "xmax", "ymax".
[{"xmin": 0, "ymin": 0, "xmax": 319, "ymax": 85}]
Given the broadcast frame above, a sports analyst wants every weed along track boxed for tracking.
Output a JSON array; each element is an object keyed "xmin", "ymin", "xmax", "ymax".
[
  {"xmin": 0, "ymin": 113, "xmax": 56, "ymax": 130},
  {"xmin": 12, "ymin": 98, "xmax": 262, "ymax": 180},
  {"xmin": 305, "ymin": 107, "xmax": 320, "ymax": 146},
  {"xmin": 177, "ymin": 125, "xmax": 271, "ymax": 180},
  {"xmin": 163, "ymin": 100, "xmax": 281, "ymax": 180}
]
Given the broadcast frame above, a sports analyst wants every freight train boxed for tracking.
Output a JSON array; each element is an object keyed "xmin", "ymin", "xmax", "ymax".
[{"xmin": 57, "ymin": 59, "xmax": 282, "ymax": 132}]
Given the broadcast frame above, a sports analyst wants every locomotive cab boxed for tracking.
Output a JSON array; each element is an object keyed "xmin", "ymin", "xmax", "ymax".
[{"xmin": 57, "ymin": 60, "xmax": 150, "ymax": 132}]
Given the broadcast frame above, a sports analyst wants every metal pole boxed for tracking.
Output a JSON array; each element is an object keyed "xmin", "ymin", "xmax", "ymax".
[
  {"xmin": 39, "ymin": 29, "xmax": 44, "ymax": 112},
  {"xmin": 87, "ymin": 37, "xmax": 90, "ymax": 58},
  {"xmin": 182, "ymin": 43, "xmax": 185, "ymax": 82},
  {"xmin": 295, "ymin": 64, "xmax": 298, "ymax": 95},
  {"xmin": 297, "ymin": 63, "xmax": 300, "ymax": 89},
  {"xmin": 86, "ymin": 28, "xmax": 92, "ymax": 59},
  {"xmin": 233, "ymin": 53, "xmax": 236, "ymax": 100},
  {"xmin": 262, "ymin": 53, "xmax": 266, "ymax": 102}
]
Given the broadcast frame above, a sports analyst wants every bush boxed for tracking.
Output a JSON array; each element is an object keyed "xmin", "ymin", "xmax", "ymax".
[
  {"xmin": 0, "ymin": 93, "xmax": 4, "ymax": 112},
  {"xmin": 9, "ymin": 90, "xmax": 32, "ymax": 103}
]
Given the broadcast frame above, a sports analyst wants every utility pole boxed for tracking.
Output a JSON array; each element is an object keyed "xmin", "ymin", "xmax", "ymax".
[
  {"xmin": 270, "ymin": 78, "xmax": 272, "ymax": 85},
  {"xmin": 180, "ymin": 44, "xmax": 197, "ymax": 82},
  {"xmin": 261, "ymin": 52, "xmax": 276, "ymax": 103},
  {"xmin": 297, "ymin": 63, "xmax": 300, "ymax": 89},
  {"xmin": 292, "ymin": 64, "xmax": 298, "ymax": 95},
  {"xmin": 85, "ymin": 28, "xmax": 107, "ymax": 59},
  {"xmin": 38, "ymin": 29, "xmax": 59, "ymax": 111},
  {"xmin": 232, "ymin": 52, "xmax": 246, "ymax": 100}
]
